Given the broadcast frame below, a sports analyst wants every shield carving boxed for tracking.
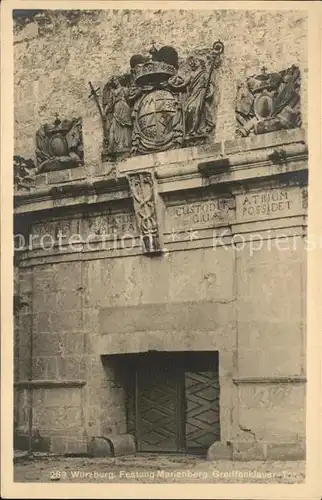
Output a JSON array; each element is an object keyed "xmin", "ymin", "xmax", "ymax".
[
  {"xmin": 254, "ymin": 92, "xmax": 274, "ymax": 120},
  {"xmin": 132, "ymin": 89, "xmax": 183, "ymax": 154}
]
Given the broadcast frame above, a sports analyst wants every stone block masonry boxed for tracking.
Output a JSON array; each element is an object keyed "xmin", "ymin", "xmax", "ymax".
[
  {"xmin": 13, "ymin": 8, "xmax": 308, "ymax": 459},
  {"xmin": 13, "ymin": 9, "xmax": 307, "ymax": 162},
  {"xmin": 14, "ymin": 131, "xmax": 307, "ymax": 457}
]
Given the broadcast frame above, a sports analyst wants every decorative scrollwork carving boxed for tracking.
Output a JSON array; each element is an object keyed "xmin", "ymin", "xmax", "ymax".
[{"xmin": 127, "ymin": 171, "xmax": 161, "ymax": 254}]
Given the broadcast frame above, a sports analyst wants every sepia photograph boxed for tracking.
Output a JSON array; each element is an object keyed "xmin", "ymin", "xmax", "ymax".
[{"xmin": 1, "ymin": 1, "xmax": 321, "ymax": 498}]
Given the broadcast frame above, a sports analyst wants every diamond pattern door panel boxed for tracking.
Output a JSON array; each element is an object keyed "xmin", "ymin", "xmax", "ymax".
[
  {"xmin": 185, "ymin": 371, "xmax": 220, "ymax": 451},
  {"xmin": 138, "ymin": 368, "xmax": 180, "ymax": 452}
]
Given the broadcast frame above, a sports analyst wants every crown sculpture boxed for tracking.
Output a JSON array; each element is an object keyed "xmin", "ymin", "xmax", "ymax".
[
  {"xmin": 35, "ymin": 115, "xmax": 84, "ymax": 172},
  {"xmin": 89, "ymin": 40, "xmax": 224, "ymax": 161},
  {"xmin": 236, "ymin": 65, "xmax": 301, "ymax": 137}
]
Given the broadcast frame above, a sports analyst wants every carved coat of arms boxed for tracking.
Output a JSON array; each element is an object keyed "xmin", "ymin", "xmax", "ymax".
[
  {"xmin": 90, "ymin": 41, "xmax": 224, "ymax": 161},
  {"xmin": 236, "ymin": 65, "xmax": 301, "ymax": 137},
  {"xmin": 35, "ymin": 115, "xmax": 84, "ymax": 172}
]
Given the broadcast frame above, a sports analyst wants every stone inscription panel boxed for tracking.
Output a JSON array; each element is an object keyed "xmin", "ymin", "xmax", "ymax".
[
  {"xmin": 85, "ymin": 212, "xmax": 137, "ymax": 236},
  {"xmin": 165, "ymin": 197, "xmax": 235, "ymax": 232},
  {"xmin": 236, "ymin": 187, "xmax": 306, "ymax": 222},
  {"xmin": 29, "ymin": 209, "xmax": 138, "ymax": 252},
  {"xmin": 31, "ymin": 218, "xmax": 80, "ymax": 242}
]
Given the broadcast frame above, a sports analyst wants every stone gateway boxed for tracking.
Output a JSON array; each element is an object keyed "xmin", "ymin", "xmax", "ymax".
[{"xmin": 13, "ymin": 8, "xmax": 307, "ymax": 463}]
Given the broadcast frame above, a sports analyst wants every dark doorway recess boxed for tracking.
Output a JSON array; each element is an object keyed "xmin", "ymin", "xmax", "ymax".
[{"xmin": 124, "ymin": 351, "xmax": 220, "ymax": 454}]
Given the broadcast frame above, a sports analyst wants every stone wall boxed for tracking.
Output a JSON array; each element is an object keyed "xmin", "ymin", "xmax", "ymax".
[
  {"xmin": 14, "ymin": 129, "xmax": 307, "ymax": 457},
  {"xmin": 13, "ymin": 9, "xmax": 307, "ymax": 459},
  {"xmin": 14, "ymin": 9, "xmax": 307, "ymax": 159}
]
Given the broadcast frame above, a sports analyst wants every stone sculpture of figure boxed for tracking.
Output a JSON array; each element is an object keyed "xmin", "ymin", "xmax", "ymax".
[
  {"xmin": 185, "ymin": 56, "xmax": 215, "ymax": 137},
  {"xmin": 103, "ymin": 75, "xmax": 133, "ymax": 157},
  {"xmin": 272, "ymin": 65, "xmax": 301, "ymax": 121},
  {"xmin": 235, "ymin": 80, "xmax": 256, "ymax": 136}
]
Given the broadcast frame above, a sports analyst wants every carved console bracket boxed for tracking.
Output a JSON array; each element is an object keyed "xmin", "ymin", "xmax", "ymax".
[{"xmin": 127, "ymin": 171, "xmax": 162, "ymax": 255}]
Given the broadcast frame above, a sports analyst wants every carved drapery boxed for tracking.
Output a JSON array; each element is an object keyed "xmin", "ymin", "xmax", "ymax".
[{"xmin": 90, "ymin": 41, "xmax": 224, "ymax": 162}]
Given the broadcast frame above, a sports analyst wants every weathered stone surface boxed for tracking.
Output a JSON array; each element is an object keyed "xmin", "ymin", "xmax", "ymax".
[
  {"xmin": 31, "ymin": 388, "xmax": 45, "ymax": 406},
  {"xmin": 207, "ymin": 441, "xmax": 233, "ymax": 460},
  {"xmin": 266, "ymin": 441, "xmax": 305, "ymax": 460},
  {"xmin": 65, "ymin": 435, "xmax": 88, "ymax": 455},
  {"xmin": 51, "ymin": 436, "xmax": 67, "ymax": 454},
  {"xmin": 14, "ymin": 21, "xmax": 39, "ymax": 42},
  {"xmin": 237, "ymin": 343, "xmax": 303, "ymax": 378},
  {"xmin": 232, "ymin": 441, "xmax": 266, "ymax": 461},
  {"xmin": 88, "ymin": 437, "xmax": 113, "ymax": 457},
  {"xmin": 99, "ymin": 327, "xmax": 236, "ymax": 355},
  {"xmin": 13, "ymin": 10, "xmax": 307, "ymax": 161},
  {"xmin": 14, "ymin": 429, "xmax": 51, "ymax": 452},
  {"xmin": 100, "ymin": 403, "xmax": 127, "ymax": 436},
  {"xmin": 56, "ymin": 356, "xmax": 86, "ymax": 380},
  {"xmin": 47, "ymin": 169, "xmax": 71, "ymax": 185},
  {"xmin": 164, "ymin": 196, "xmax": 235, "ymax": 232},
  {"xmin": 237, "ymin": 256, "xmax": 302, "ymax": 320},
  {"xmin": 103, "ymin": 434, "xmax": 136, "ymax": 456},
  {"xmin": 70, "ymin": 166, "xmax": 87, "ymax": 181},
  {"xmin": 99, "ymin": 301, "xmax": 234, "ymax": 336},
  {"xmin": 235, "ymin": 235, "xmax": 305, "ymax": 381},
  {"xmin": 43, "ymin": 387, "xmax": 82, "ymax": 407},
  {"xmin": 237, "ymin": 403, "xmax": 305, "ymax": 443},
  {"xmin": 13, "ymin": 9, "xmax": 308, "ymax": 459},
  {"xmin": 35, "ymin": 173, "xmax": 47, "ymax": 186},
  {"xmin": 236, "ymin": 186, "xmax": 305, "ymax": 222},
  {"xmin": 31, "ymin": 357, "xmax": 58, "ymax": 380},
  {"xmin": 223, "ymin": 128, "xmax": 306, "ymax": 156},
  {"xmin": 167, "ymin": 247, "xmax": 235, "ymax": 303},
  {"xmin": 238, "ymin": 383, "xmax": 305, "ymax": 410}
]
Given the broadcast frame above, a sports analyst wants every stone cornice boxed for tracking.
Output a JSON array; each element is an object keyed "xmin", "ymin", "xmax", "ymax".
[
  {"xmin": 14, "ymin": 128, "xmax": 307, "ymax": 216},
  {"xmin": 232, "ymin": 376, "xmax": 306, "ymax": 384},
  {"xmin": 14, "ymin": 379, "xmax": 86, "ymax": 389},
  {"xmin": 198, "ymin": 142, "xmax": 307, "ymax": 175}
]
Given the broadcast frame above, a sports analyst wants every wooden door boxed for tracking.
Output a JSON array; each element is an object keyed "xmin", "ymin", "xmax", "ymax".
[
  {"xmin": 126, "ymin": 351, "xmax": 220, "ymax": 453},
  {"xmin": 185, "ymin": 370, "xmax": 220, "ymax": 452},
  {"xmin": 136, "ymin": 366, "xmax": 184, "ymax": 452}
]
